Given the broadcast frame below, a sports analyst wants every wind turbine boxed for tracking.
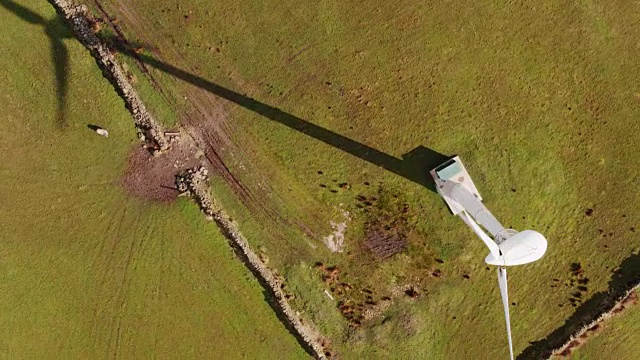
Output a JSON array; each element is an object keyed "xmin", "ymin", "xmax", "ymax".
[{"xmin": 430, "ymin": 156, "xmax": 548, "ymax": 360}]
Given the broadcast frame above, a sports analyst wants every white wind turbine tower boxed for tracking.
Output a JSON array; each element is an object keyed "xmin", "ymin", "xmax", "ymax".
[{"xmin": 430, "ymin": 157, "xmax": 548, "ymax": 360}]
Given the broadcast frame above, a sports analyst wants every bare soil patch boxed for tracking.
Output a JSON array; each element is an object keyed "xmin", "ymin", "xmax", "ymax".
[{"xmin": 121, "ymin": 134, "xmax": 201, "ymax": 202}]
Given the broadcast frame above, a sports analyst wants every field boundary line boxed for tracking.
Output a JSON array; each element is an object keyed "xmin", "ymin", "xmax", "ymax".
[
  {"xmin": 519, "ymin": 252, "xmax": 639, "ymax": 359},
  {"xmin": 548, "ymin": 284, "xmax": 638, "ymax": 359},
  {"xmin": 176, "ymin": 167, "xmax": 330, "ymax": 359},
  {"xmin": 49, "ymin": 0, "xmax": 168, "ymax": 152},
  {"xmin": 48, "ymin": 1, "xmax": 330, "ymax": 357}
]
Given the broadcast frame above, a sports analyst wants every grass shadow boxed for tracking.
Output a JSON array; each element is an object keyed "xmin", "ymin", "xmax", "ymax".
[
  {"xmin": 87, "ymin": 124, "xmax": 103, "ymax": 131},
  {"xmin": 517, "ymin": 252, "xmax": 640, "ymax": 359},
  {"xmin": 1, "ymin": 0, "xmax": 72, "ymax": 128}
]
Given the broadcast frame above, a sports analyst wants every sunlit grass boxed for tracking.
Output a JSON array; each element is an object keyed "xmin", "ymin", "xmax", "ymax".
[
  {"xmin": 0, "ymin": 1, "xmax": 306, "ymax": 358},
  {"xmin": 85, "ymin": 0, "xmax": 639, "ymax": 358}
]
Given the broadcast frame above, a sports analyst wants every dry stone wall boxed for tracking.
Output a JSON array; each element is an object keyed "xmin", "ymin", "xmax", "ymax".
[
  {"xmin": 549, "ymin": 284, "xmax": 639, "ymax": 359},
  {"xmin": 49, "ymin": 1, "xmax": 328, "ymax": 357},
  {"xmin": 176, "ymin": 167, "xmax": 330, "ymax": 359},
  {"xmin": 50, "ymin": 0, "xmax": 168, "ymax": 152}
]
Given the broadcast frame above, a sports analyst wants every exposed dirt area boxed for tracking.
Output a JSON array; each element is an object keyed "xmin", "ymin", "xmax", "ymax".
[
  {"xmin": 181, "ymin": 107, "xmax": 254, "ymax": 204},
  {"xmin": 94, "ymin": 1, "xmax": 298, "ymax": 231},
  {"xmin": 357, "ymin": 186, "xmax": 413, "ymax": 259},
  {"xmin": 315, "ymin": 261, "xmax": 422, "ymax": 328},
  {"xmin": 121, "ymin": 134, "xmax": 201, "ymax": 202}
]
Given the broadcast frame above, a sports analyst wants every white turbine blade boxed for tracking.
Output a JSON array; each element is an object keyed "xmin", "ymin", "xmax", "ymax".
[
  {"xmin": 459, "ymin": 211, "xmax": 501, "ymax": 259},
  {"xmin": 498, "ymin": 267, "xmax": 514, "ymax": 360}
]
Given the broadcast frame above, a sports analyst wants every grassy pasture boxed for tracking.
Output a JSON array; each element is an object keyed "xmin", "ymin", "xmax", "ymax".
[
  {"xmin": 89, "ymin": 0, "xmax": 639, "ymax": 358},
  {"xmin": 565, "ymin": 301, "xmax": 639, "ymax": 359},
  {"xmin": 0, "ymin": 1, "xmax": 306, "ymax": 358}
]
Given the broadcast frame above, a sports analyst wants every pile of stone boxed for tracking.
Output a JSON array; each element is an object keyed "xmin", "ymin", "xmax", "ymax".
[
  {"xmin": 51, "ymin": 0, "xmax": 168, "ymax": 153},
  {"xmin": 175, "ymin": 166, "xmax": 216, "ymax": 217}
]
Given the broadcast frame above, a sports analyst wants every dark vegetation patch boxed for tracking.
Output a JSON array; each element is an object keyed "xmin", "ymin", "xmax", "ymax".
[
  {"xmin": 404, "ymin": 287, "xmax": 420, "ymax": 298},
  {"xmin": 365, "ymin": 232, "xmax": 406, "ymax": 260},
  {"xmin": 358, "ymin": 186, "xmax": 414, "ymax": 260},
  {"xmin": 316, "ymin": 263, "xmax": 383, "ymax": 327},
  {"xmin": 564, "ymin": 262, "xmax": 590, "ymax": 307}
]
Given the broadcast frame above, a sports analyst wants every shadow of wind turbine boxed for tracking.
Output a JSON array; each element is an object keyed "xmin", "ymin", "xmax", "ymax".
[
  {"xmin": 113, "ymin": 45, "xmax": 449, "ymax": 192},
  {"xmin": 1, "ymin": 0, "xmax": 72, "ymax": 128}
]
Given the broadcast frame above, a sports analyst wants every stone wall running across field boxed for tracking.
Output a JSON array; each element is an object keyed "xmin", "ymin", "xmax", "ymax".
[
  {"xmin": 176, "ymin": 167, "xmax": 330, "ymax": 359},
  {"xmin": 548, "ymin": 285, "xmax": 638, "ymax": 359},
  {"xmin": 519, "ymin": 252, "xmax": 640, "ymax": 359},
  {"xmin": 49, "ymin": 0, "xmax": 168, "ymax": 152},
  {"xmin": 49, "ymin": 1, "xmax": 328, "ymax": 357}
]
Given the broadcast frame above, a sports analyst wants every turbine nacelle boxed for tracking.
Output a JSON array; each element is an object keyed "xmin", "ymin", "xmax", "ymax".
[
  {"xmin": 485, "ymin": 230, "xmax": 548, "ymax": 266},
  {"xmin": 430, "ymin": 156, "xmax": 549, "ymax": 267}
]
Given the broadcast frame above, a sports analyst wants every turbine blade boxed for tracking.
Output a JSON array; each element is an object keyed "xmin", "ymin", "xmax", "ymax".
[
  {"xmin": 498, "ymin": 267, "xmax": 514, "ymax": 360},
  {"xmin": 459, "ymin": 211, "xmax": 501, "ymax": 259}
]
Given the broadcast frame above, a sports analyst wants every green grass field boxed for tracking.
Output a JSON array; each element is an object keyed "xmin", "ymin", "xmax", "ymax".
[
  {"xmin": 88, "ymin": 0, "xmax": 640, "ymax": 358},
  {"xmin": 90, "ymin": 1, "xmax": 640, "ymax": 358},
  {"xmin": 0, "ymin": 1, "xmax": 306, "ymax": 358}
]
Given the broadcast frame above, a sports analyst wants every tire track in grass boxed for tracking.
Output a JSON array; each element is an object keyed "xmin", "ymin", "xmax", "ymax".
[
  {"xmin": 95, "ymin": 0, "xmax": 311, "ymax": 236},
  {"xmin": 89, "ymin": 202, "xmax": 128, "ymax": 353},
  {"xmin": 107, "ymin": 205, "xmax": 132, "ymax": 358},
  {"xmin": 112, "ymin": 213, "xmax": 153, "ymax": 358},
  {"xmin": 152, "ymin": 229, "xmax": 167, "ymax": 355}
]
